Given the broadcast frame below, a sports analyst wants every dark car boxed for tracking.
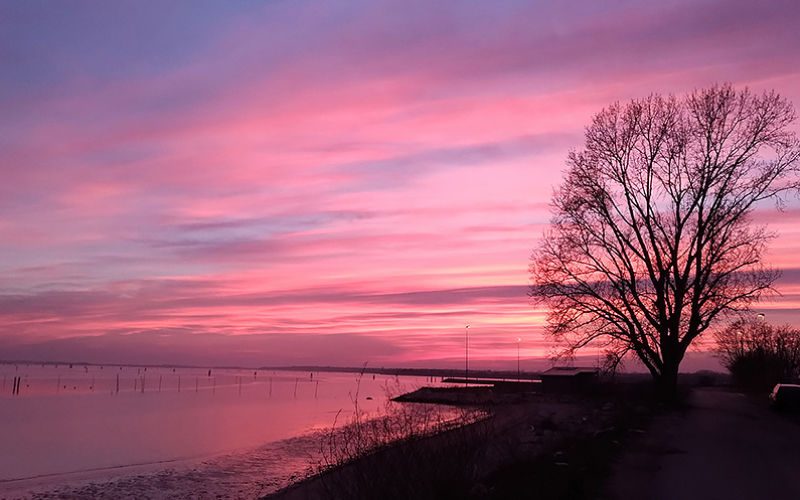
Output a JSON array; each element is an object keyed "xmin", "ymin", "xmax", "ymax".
[{"xmin": 769, "ymin": 384, "xmax": 800, "ymax": 411}]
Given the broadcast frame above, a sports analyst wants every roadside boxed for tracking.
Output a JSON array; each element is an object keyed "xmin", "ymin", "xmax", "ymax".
[{"xmin": 604, "ymin": 387, "xmax": 800, "ymax": 500}]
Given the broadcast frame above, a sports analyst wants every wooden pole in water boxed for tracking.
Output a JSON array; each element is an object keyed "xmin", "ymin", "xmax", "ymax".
[
  {"xmin": 195, "ymin": 377, "xmax": 198, "ymax": 393},
  {"xmin": 134, "ymin": 378, "xmax": 138, "ymax": 392}
]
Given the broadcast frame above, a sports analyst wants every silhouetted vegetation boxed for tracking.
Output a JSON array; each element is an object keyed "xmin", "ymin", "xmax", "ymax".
[
  {"xmin": 715, "ymin": 317, "xmax": 800, "ymax": 391},
  {"xmin": 292, "ymin": 376, "xmax": 490, "ymax": 500},
  {"xmin": 530, "ymin": 84, "xmax": 800, "ymax": 400},
  {"xmin": 313, "ymin": 405, "xmax": 490, "ymax": 500}
]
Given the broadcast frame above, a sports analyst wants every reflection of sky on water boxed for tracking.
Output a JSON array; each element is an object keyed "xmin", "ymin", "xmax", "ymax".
[{"xmin": 0, "ymin": 363, "xmax": 437, "ymax": 484}]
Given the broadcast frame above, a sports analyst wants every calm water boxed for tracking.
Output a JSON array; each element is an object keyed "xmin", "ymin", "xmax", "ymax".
[{"xmin": 0, "ymin": 363, "xmax": 442, "ymax": 497}]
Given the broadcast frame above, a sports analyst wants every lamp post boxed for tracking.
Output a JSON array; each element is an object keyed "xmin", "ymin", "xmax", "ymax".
[
  {"xmin": 465, "ymin": 324, "xmax": 470, "ymax": 386},
  {"xmin": 516, "ymin": 337, "xmax": 522, "ymax": 381}
]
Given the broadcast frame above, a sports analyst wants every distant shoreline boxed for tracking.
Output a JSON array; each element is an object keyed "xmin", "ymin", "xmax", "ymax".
[
  {"xmin": 0, "ymin": 360, "xmax": 542, "ymax": 380},
  {"xmin": 260, "ymin": 365, "xmax": 543, "ymax": 380}
]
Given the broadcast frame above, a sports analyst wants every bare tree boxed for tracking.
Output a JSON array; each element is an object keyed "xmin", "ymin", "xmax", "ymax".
[
  {"xmin": 530, "ymin": 84, "xmax": 800, "ymax": 399},
  {"xmin": 715, "ymin": 317, "xmax": 800, "ymax": 390}
]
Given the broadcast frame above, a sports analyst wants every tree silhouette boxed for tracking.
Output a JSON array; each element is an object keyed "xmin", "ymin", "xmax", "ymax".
[
  {"xmin": 530, "ymin": 84, "xmax": 800, "ymax": 398},
  {"xmin": 715, "ymin": 317, "xmax": 800, "ymax": 391}
]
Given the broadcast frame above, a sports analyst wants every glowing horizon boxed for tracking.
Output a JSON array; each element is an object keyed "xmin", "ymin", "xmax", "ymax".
[{"xmin": 2, "ymin": 0, "xmax": 800, "ymax": 368}]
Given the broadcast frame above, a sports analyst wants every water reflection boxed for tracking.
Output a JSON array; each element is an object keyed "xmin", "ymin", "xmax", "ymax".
[{"xmin": 0, "ymin": 363, "xmax": 439, "ymax": 485}]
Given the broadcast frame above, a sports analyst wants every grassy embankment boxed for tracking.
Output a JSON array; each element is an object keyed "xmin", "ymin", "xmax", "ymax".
[{"xmin": 265, "ymin": 375, "xmax": 694, "ymax": 500}]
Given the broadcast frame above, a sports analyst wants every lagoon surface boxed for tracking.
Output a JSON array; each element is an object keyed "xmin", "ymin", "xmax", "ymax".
[{"xmin": 0, "ymin": 363, "xmax": 440, "ymax": 497}]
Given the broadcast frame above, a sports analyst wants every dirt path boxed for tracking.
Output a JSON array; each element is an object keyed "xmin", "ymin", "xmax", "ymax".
[{"xmin": 606, "ymin": 387, "xmax": 800, "ymax": 500}]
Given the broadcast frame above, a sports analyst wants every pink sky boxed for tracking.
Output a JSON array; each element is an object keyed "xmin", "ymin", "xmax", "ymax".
[{"xmin": 1, "ymin": 0, "xmax": 800, "ymax": 369}]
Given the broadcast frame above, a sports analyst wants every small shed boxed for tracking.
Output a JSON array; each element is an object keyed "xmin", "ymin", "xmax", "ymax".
[{"xmin": 540, "ymin": 366, "xmax": 599, "ymax": 392}]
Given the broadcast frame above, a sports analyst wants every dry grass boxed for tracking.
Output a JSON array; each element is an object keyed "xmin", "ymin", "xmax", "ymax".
[{"xmin": 310, "ymin": 377, "xmax": 489, "ymax": 499}]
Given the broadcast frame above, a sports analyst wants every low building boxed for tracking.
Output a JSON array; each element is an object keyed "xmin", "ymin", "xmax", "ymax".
[{"xmin": 540, "ymin": 366, "xmax": 599, "ymax": 392}]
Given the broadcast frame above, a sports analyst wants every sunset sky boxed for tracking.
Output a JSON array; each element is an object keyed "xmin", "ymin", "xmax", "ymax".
[{"xmin": 2, "ymin": 0, "xmax": 800, "ymax": 368}]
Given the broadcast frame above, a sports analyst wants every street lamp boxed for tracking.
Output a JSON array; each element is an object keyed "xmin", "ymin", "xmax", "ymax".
[
  {"xmin": 516, "ymin": 337, "xmax": 522, "ymax": 381},
  {"xmin": 465, "ymin": 325, "xmax": 470, "ymax": 386}
]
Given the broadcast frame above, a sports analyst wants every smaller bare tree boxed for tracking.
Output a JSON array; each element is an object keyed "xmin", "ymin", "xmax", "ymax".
[{"xmin": 715, "ymin": 317, "xmax": 800, "ymax": 390}]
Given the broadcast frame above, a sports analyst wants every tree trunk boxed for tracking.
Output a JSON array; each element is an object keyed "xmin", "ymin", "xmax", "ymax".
[{"xmin": 655, "ymin": 360, "xmax": 680, "ymax": 404}]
